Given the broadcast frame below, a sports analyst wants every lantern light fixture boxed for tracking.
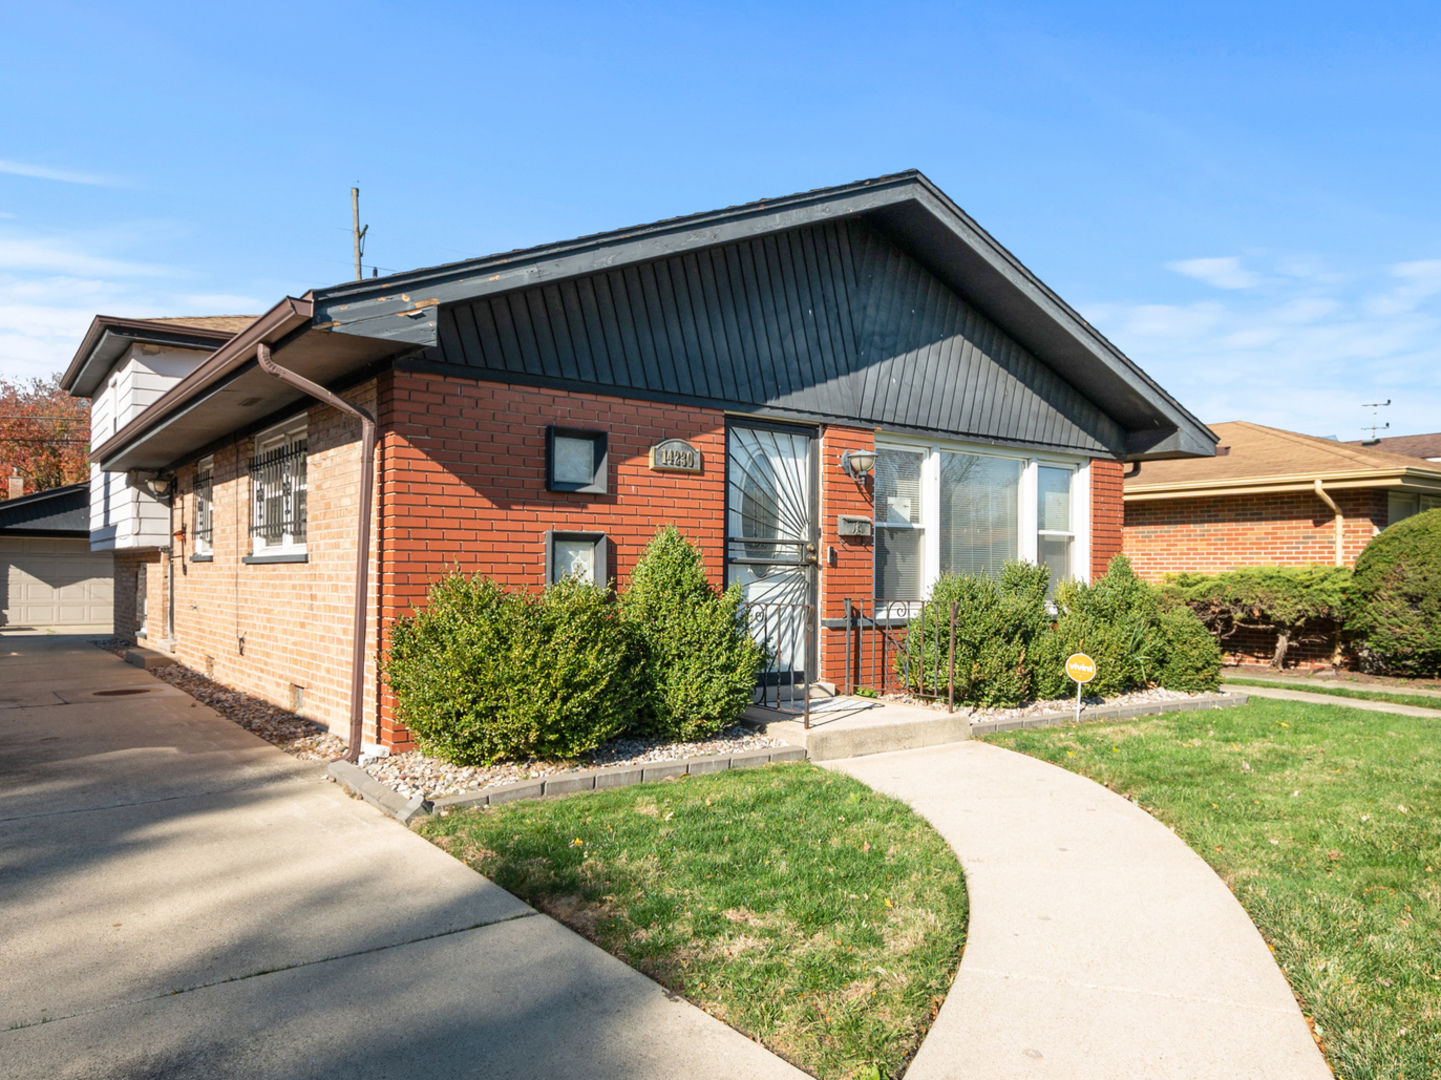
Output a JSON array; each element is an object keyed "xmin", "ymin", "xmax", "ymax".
[{"xmin": 840, "ymin": 449, "xmax": 877, "ymax": 478}]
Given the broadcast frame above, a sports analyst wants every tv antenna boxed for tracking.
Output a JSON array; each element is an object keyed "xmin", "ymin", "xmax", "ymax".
[
  {"xmin": 1361, "ymin": 399, "xmax": 1391, "ymax": 442},
  {"xmin": 351, "ymin": 187, "xmax": 368, "ymax": 281}
]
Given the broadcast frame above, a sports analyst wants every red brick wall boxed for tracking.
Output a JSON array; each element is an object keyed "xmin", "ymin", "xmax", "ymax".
[
  {"xmin": 817, "ymin": 426, "xmax": 875, "ymax": 687},
  {"xmin": 1090, "ymin": 459, "xmax": 1124, "ymax": 578},
  {"xmin": 377, "ymin": 372, "xmax": 729, "ymax": 748},
  {"xmin": 112, "ymin": 550, "xmax": 161, "ymax": 639},
  {"xmin": 1124, "ymin": 488, "xmax": 1387, "ymax": 581}
]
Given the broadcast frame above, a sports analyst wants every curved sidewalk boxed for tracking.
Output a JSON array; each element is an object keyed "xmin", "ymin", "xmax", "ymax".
[{"xmin": 830, "ymin": 742, "xmax": 1331, "ymax": 1079}]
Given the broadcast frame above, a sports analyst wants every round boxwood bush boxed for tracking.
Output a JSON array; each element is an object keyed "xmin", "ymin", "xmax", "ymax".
[
  {"xmin": 385, "ymin": 573, "xmax": 643, "ymax": 764},
  {"xmin": 621, "ymin": 526, "xmax": 766, "ymax": 740},
  {"xmin": 1345, "ymin": 508, "xmax": 1441, "ymax": 676},
  {"xmin": 1154, "ymin": 604, "xmax": 1223, "ymax": 692}
]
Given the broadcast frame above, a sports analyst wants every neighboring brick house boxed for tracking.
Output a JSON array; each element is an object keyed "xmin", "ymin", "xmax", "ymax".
[
  {"xmin": 1124, "ymin": 421, "xmax": 1441, "ymax": 580},
  {"xmin": 71, "ymin": 171, "xmax": 1214, "ymax": 753}
]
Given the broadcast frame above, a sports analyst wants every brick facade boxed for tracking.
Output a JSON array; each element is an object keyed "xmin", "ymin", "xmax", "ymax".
[
  {"xmin": 377, "ymin": 372, "xmax": 729, "ymax": 749},
  {"xmin": 164, "ymin": 379, "xmax": 382, "ymax": 743},
  {"xmin": 148, "ymin": 365, "xmax": 1132, "ymax": 750},
  {"xmin": 817, "ymin": 426, "xmax": 875, "ymax": 688},
  {"xmin": 1090, "ymin": 459, "xmax": 1125, "ymax": 577},
  {"xmin": 1123, "ymin": 487, "xmax": 1388, "ymax": 580},
  {"xmin": 112, "ymin": 549, "xmax": 162, "ymax": 640}
]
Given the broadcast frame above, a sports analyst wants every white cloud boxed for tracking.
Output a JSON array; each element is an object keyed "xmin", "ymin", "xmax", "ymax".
[
  {"xmin": 1166, "ymin": 256, "xmax": 1259, "ymax": 290},
  {"xmin": 0, "ymin": 236, "xmax": 169, "ymax": 278},
  {"xmin": 1084, "ymin": 254, "xmax": 1441, "ymax": 438},
  {"xmin": 0, "ymin": 159, "xmax": 116, "ymax": 186}
]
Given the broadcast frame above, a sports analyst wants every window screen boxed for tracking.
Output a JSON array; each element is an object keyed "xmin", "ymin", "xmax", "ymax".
[
  {"xmin": 1036, "ymin": 465, "xmax": 1073, "ymax": 591},
  {"xmin": 874, "ymin": 448, "xmax": 924, "ymax": 603},
  {"xmin": 938, "ymin": 452, "xmax": 1021, "ymax": 578}
]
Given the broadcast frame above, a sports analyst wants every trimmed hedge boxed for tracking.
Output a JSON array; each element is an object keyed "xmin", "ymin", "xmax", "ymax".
[
  {"xmin": 385, "ymin": 574, "xmax": 644, "ymax": 764},
  {"xmin": 905, "ymin": 555, "xmax": 1221, "ymax": 706},
  {"xmin": 1345, "ymin": 508, "xmax": 1441, "ymax": 676},
  {"xmin": 621, "ymin": 526, "xmax": 767, "ymax": 740}
]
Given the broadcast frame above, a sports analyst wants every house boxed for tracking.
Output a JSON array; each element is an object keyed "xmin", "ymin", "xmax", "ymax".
[
  {"xmin": 71, "ymin": 171, "xmax": 1215, "ymax": 753},
  {"xmin": 1345, "ymin": 431, "xmax": 1441, "ymax": 464},
  {"xmin": 1124, "ymin": 420, "xmax": 1441, "ymax": 579},
  {"xmin": 0, "ymin": 483, "xmax": 113, "ymax": 631},
  {"xmin": 59, "ymin": 315, "xmax": 255, "ymax": 640}
]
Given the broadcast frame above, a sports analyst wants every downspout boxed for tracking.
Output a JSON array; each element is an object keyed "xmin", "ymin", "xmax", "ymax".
[
  {"xmin": 1313, "ymin": 479, "xmax": 1344, "ymax": 567},
  {"xmin": 256, "ymin": 343, "xmax": 376, "ymax": 763}
]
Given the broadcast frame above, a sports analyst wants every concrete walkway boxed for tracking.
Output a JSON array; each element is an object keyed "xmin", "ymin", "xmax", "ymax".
[
  {"xmin": 0, "ymin": 634, "xmax": 804, "ymax": 1080},
  {"xmin": 829, "ymin": 742, "xmax": 1332, "ymax": 1079},
  {"xmin": 1229, "ymin": 681, "xmax": 1441, "ymax": 718}
]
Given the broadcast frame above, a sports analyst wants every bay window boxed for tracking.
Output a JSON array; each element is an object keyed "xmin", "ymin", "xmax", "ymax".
[{"xmin": 873, "ymin": 440, "xmax": 1086, "ymax": 604}]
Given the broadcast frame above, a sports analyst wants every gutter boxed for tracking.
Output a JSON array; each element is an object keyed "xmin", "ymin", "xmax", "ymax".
[
  {"xmin": 91, "ymin": 297, "xmax": 313, "ymax": 468},
  {"xmin": 1312, "ymin": 479, "xmax": 1345, "ymax": 567},
  {"xmin": 1125, "ymin": 467, "xmax": 1441, "ymax": 501},
  {"xmin": 255, "ymin": 342, "xmax": 376, "ymax": 764}
]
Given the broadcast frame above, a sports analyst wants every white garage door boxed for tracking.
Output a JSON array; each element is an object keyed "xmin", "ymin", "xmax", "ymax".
[{"xmin": 0, "ymin": 537, "xmax": 114, "ymax": 629}]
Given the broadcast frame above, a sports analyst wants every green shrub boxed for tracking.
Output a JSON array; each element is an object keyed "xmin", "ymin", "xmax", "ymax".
[
  {"xmin": 1154, "ymin": 605, "xmax": 1223, "ymax": 692},
  {"xmin": 1163, "ymin": 565, "xmax": 1351, "ymax": 668},
  {"xmin": 386, "ymin": 572, "xmax": 643, "ymax": 764},
  {"xmin": 904, "ymin": 562, "xmax": 1050, "ymax": 706},
  {"xmin": 621, "ymin": 526, "xmax": 767, "ymax": 740},
  {"xmin": 1345, "ymin": 508, "xmax": 1441, "ymax": 676},
  {"xmin": 1031, "ymin": 555, "xmax": 1165, "ymax": 699}
]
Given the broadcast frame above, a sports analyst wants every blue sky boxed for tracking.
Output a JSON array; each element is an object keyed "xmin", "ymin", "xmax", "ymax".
[{"xmin": 3, "ymin": 0, "xmax": 1440, "ymax": 439}]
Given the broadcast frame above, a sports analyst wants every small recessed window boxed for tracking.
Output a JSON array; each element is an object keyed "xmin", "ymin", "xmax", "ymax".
[
  {"xmin": 546, "ymin": 427, "xmax": 607, "ymax": 494},
  {"xmin": 545, "ymin": 531, "xmax": 609, "ymax": 586}
]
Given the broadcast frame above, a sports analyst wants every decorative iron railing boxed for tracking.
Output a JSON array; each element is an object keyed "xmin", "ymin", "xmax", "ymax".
[
  {"xmin": 193, "ymin": 468, "xmax": 213, "ymax": 550},
  {"xmin": 836, "ymin": 598, "xmax": 961, "ymax": 712},
  {"xmin": 740, "ymin": 598, "xmax": 816, "ymax": 729},
  {"xmin": 249, "ymin": 440, "xmax": 307, "ymax": 547}
]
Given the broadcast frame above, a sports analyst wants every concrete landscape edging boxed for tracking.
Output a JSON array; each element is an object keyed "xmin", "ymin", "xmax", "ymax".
[
  {"xmin": 328, "ymin": 746, "xmax": 811, "ymax": 821},
  {"xmin": 969, "ymin": 690, "xmax": 1250, "ymax": 735}
]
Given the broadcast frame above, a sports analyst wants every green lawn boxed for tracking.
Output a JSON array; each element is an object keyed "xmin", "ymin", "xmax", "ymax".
[
  {"xmin": 982, "ymin": 697, "xmax": 1440, "ymax": 1080},
  {"xmin": 421, "ymin": 764, "xmax": 967, "ymax": 1080},
  {"xmin": 1226, "ymin": 676, "xmax": 1441, "ymax": 713}
]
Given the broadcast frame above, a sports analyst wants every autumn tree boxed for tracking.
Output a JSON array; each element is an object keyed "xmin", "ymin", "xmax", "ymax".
[{"xmin": 0, "ymin": 373, "xmax": 90, "ymax": 498}]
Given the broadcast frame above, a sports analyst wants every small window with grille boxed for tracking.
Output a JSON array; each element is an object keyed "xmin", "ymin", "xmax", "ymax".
[
  {"xmin": 249, "ymin": 422, "xmax": 307, "ymax": 555},
  {"xmin": 193, "ymin": 457, "xmax": 214, "ymax": 556}
]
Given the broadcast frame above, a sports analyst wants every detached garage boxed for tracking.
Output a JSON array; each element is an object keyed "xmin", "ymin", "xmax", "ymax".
[{"xmin": 0, "ymin": 484, "xmax": 113, "ymax": 631}]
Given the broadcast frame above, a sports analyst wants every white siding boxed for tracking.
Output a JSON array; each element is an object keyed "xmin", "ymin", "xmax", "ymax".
[{"xmin": 89, "ymin": 345, "xmax": 211, "ymax": 552}]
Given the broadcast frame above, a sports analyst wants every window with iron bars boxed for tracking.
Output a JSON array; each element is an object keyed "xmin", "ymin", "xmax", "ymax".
[
  {"xmin": 249, "ymin": 435, "xmax": 307, "ymax": 552},
  {"xmin": 193, "ymin": 457, "xmax": 214, "ymax": 554}
]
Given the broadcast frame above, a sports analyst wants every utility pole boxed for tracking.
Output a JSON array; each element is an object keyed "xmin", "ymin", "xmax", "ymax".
[
  {"xmin": 351, "ymin": 187, "xmax": 368, "ymax": 282},
  {"xmin": 1361, "ymin": 399, "xmax": 1391, "ymax": 442}
]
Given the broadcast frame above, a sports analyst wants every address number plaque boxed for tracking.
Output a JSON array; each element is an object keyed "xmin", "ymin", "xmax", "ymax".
[{"xmin": 648, "ymin": 439, "xmax": 703, "ymax": 474}]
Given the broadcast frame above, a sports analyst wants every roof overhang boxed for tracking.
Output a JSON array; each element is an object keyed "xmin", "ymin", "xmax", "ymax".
[
  {"xmin": 61, "ymin": 317, "xmax": 242, "ymax": 398},
  {"xmin": 91, "ymin": 171, "xmax": 1218, "ymax": 473},
  {"xmin": 1125, "ymin": 467, "xmax": 1441, "ymax": 501},
  {"xmin": 310, "ymin": 171, "xmax": 1215, "ymax": 462},
  {"xmin": 93, "ymin": 297, "xmax": 405, "ymax": 473}
]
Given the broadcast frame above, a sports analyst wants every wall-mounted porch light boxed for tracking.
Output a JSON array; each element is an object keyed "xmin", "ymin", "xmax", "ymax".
[
  {"xmin": 840, "ymin": 449, "xmax": 877, "ymax": 478},
  {"xmin": 127, "ymin": 469, "xmax": 175, "ymax": 501}
]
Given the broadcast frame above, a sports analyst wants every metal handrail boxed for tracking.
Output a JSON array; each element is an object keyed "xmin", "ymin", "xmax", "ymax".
[
  {"xmin": 840, "ymin": 598, "xmax": 959, "ymax": 712},
  {"xmin": 739, "ymin": 598, "xmax": 815, "ymax": 729}
]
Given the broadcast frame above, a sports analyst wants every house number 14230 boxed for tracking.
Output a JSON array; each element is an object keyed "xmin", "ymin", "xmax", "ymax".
[{"xmin": 648, "ymin": 439, "xmax": 703, "ymax": 473}]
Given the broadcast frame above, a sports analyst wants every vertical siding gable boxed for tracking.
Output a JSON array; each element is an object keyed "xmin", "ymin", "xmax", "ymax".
[{"xmin": 434, "ymin": 218, "xmax": 1120, "ymax": 453}]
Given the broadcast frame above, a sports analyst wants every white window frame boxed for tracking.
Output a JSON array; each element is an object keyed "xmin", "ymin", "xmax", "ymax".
[
  {"xmin": 250, "ymin": 417, "xmax": 308, "ymax": 556},
  {"xmin": 193, "ymin": 455, "xmax": 214, "ymax": 555},
  {"xmin": 873, "ymin": 433, "xmax": 1091, "ymax": 604}
]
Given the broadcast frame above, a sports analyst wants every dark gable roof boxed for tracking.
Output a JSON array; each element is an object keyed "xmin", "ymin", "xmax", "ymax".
[
  {"xmin": 0, "ymin": 483, "xmax": 91, "ymax": 536},
  {"xmin": 62, "ymin": 315, "xmax": 256, "ymax": 398},
  {"xmin": 94, "ymin": 171, "xmax": 1216, "ymax": 472}
]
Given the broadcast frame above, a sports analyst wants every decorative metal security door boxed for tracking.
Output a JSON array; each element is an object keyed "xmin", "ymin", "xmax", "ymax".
[{"xmin": 726, "ymin": 422, "xmax": 818, "ymax": 700}]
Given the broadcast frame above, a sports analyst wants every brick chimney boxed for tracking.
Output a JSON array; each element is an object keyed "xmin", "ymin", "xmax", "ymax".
[{"xmin": 7, "ymin": 470, "xmax": 23, "ymax": 500}]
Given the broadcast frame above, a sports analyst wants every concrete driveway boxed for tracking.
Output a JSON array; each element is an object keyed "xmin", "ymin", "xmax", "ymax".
[{"xmin": 0, "ymin": 634, "xmax": 804, "ymax": 1080}]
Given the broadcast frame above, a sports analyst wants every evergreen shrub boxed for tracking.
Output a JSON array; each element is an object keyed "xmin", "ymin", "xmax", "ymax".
[
  {"xmin": 385, "ymin": 573, "xmax": 643, "ymax": 764},
  {"xmin": 904, "ymin": 562, "xmax": 1050, "ymax": 706},
  {"xmin": 622, "ymin": 526, "xmax": 767, "ymax": 740},
  {"xmin": 1344, "ymin": 508, "xmax": 1441, "ymax": 676}
]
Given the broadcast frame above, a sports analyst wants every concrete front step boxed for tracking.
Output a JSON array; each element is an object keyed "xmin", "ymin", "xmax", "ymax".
[{"xmin": 742, "ymin": 699, "xmax": 971, "ymax": 762}]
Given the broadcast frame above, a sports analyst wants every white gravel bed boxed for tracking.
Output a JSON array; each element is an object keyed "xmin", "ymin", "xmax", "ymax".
[
  {"xmin": 363, "ymin": 724, "xmax": 790, "ymax": 801},
  {"xmin": 881, "ymin": 685, "xmax": 1233, "ymax": 725}
]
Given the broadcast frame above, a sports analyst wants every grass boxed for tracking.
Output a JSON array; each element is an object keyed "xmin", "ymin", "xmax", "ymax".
[
  {"xmin": 421, "ymin": 763, "xmax": 967, "ymax": 1080},
  {"xmin": 1226, "ymin": 676, "xmax": 1441, "ymax": 713},
  {"xmin": 981, "ymin": 697, "xmax": 1440, "ymax": 1080}
]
